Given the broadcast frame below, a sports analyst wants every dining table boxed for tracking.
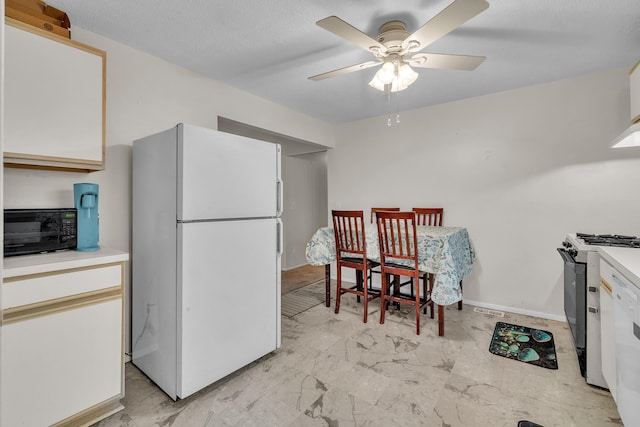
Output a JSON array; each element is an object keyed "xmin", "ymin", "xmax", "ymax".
[{"xmin": 305, "ymin": 224, "xmax": 476, "ymax": 336}]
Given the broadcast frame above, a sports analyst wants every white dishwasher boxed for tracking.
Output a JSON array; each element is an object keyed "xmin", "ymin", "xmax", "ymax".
[{"xmin": 611, "ymin": 267, "xmax": 640, "ymax": 426}]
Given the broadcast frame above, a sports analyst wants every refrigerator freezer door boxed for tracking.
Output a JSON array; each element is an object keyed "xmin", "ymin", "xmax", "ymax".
[
  {"xmin": 176, "ymin": 218, "xmax": 280, "ymax": 398},
  {"xmin": 177, "ymin": 124, "xmax": 281, "ymax": 221}
]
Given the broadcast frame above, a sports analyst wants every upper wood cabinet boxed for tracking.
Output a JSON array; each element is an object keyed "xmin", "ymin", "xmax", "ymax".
[
  {"xmin": 630, "ymin": 60, "xmax": 640, "ymax": 125},
  {"xmin": 4, "ymin": 18, "xmax": 106, "ymax": 172}
]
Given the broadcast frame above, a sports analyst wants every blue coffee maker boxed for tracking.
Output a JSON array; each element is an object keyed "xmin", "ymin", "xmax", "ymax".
[{"xmin": 74, "ymin": 183, "xmax": 100, "ymax": 251}]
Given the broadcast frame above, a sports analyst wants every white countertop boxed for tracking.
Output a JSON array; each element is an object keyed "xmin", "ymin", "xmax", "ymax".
[
  {"xmin": 597, "ymin": 246, "xmax": 640, "ymax": 289},
  {"xmin": 3, "ymin": 248, "xmax": 129, "ymax": 278}
]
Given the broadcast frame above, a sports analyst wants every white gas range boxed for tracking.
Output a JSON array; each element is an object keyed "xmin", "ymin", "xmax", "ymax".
[{"xmin": 558, "ymin": 233, "xmax": 640, "ymax": 389}]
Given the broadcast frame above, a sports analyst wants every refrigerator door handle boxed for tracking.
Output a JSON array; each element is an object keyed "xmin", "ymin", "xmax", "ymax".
[
  {"xmin": 276, "ymin": 179, "xmax": 283, "ymax": 216},
  {"xmin": 276, "ymin": 218, "xmax": 283, "ymax": 255}
]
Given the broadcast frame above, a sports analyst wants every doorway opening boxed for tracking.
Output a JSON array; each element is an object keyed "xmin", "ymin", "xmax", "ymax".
[{"xmin": 217, "ymin": 117, "xmax": 329, "ymax": 271}]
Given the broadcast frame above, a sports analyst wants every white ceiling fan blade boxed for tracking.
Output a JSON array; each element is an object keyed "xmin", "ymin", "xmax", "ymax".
[
  {"xmin": 308, "ymin": 61, "xmax": 381, "ymax": 81},
  {"xmin": 401, "ymin": 0, "xmax": 489, "ymax": 52},
  {"xmin": 316, "ymin": 16, "xmax": 388, "ymax": 55},
  {"xmin": 409, "ymin": 53, "xmax": 485, "ymax": 70}
]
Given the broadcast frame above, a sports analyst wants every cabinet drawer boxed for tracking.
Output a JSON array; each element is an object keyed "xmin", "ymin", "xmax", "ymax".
[{"xmin": 2, "ymin": 263, "xmax": 123, "ymax": 309}]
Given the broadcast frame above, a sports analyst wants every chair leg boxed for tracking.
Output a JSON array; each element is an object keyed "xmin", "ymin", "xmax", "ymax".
[
  {"xmin": 438, "ymin": 305, "xmax": 445, "ymax": 336},
  {"xmin": 325, "ymin": 264, "xmax": 331, "ymax": 307},
  {"xmin": 422, "ymin": 273, "xmax": 428, "ymax": 315},
  {"xmin": 356, "ymin": 270, "xmax": 363, "ymax": 303},
  {"xmin": 335, "ymin": 266, "xmax": 342, "ymax": 314},
  {"xmin": 393, "ymin": 274, "xmax": 401, "ymax": 310},
  {"xmin": 383, "ymin": 273, "xmax": 392, "ymax": 311},
  {"xmin": 362, "ymin": 270, "xmax": 368, "ymax": 323},
  {"xmin": 415, "ymin": 276, "xmax": 421, "ymax": 335},
  {"xmin": 380, "ymin": 273, "xmax": 388, "ymax": 325},
  {"xmin": 429, "ymin": 274, "xmax": 435, "ymax": 319},
  {"xmin": 458, "ymin": 280, "xmax": 463, "ymax": 310}
]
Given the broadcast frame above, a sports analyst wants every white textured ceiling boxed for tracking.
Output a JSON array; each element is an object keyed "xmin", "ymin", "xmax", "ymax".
[{"xmin": 47, "ymin": 0, "xmax": 640, "ymax": 124}]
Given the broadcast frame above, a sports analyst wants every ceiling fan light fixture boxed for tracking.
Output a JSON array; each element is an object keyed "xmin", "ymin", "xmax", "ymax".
[
  {"xmin": 398, "ymin": 63, "xmax": 418, "ymax": 84},
  {"xmin": 376, "ymin": 62, "xmax": 396, "ymax": 84},
  {"xmin": 368, "ymin": 74, "xmax": 387, "ymax": 91},
  {"xmin": 369, "ymin": 62, "xmax": 418, "ymax": 93}
]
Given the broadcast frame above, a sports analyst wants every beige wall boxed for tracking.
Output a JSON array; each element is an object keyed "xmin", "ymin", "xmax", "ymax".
[
  {"xmin": 2, "ymin": 26, "xmax": 334, "ymax": 355},
  {"xmin": 282, "ymin": 151, "xmax": 328, "ymax": 269},
  {"xmin": 330, "ymin": 68, "xmax": 640, "ymax": 320}
]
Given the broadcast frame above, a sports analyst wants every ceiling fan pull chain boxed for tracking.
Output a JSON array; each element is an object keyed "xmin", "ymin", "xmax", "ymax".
[{"xmin": 396, "ymin": 92, "xmax": 401, "ymax": 124}]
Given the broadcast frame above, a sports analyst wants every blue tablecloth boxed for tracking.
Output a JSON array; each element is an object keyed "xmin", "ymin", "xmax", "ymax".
[{"xmin": 305, "ymin": 225, "xmax": 475, "ymax": 306}]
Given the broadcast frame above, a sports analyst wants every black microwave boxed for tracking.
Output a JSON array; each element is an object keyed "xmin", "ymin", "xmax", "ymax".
[{"xmin": 4, "ymin": 208, "xmax": 77, "ymax": 257}]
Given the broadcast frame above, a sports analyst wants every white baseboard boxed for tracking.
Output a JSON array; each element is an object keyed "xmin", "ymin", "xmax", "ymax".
[{"xmin": 463, "ymin": 299, "xmax": 567, "ymax": 323}]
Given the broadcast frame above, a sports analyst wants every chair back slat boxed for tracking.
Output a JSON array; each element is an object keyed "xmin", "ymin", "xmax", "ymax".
[
  {"xmin": 376, "ymin": 211, "xmax": 419, "ymax": 269},
  {"xmin": 332, "ymin": 210, "xmax": 367, "ymax": 259},
  {"xmin": 412, "ymin": 208, "xmax": 443, "ymax": 226},
  {"xmin": 370, "ymin": 207, "xmax": 400, "ymax": 223}
]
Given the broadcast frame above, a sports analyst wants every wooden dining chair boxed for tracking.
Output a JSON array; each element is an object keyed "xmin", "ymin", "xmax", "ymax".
[
  {"xmin": 369, "ymin": 208, "xmax": 411, "ymax": 295},
  {"xmin": 370, "ymin": 207, "xmax": 400, "ymax": 224},
  {"xmin": 412, "ymin": 207, "xmax": 463, "ymax": 311},
  {"xmin": 412, "ymin": 207, "xmax": 443, "ymax": 226},
  {"xmin": 332, "ymin": 210, "xmax": 381, "ymax": 323},
  {"xmin": 376, "ymin": 211, "xmax": 431, "ymax": 335}
]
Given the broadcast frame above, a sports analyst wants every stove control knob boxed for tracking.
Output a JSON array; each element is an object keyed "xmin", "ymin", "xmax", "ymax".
[
  {"xmin": 562, "ymin": 241, "xmax": 571, "ymax": 248},
  {"xmin": 569, "ymin": 249, "xmax": 578, "ymax": 257}
]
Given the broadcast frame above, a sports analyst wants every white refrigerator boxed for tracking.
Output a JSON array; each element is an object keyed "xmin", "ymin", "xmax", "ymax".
[{"xmin": 131, "ymin": 123, "xmax": 282, "ymax": 400}]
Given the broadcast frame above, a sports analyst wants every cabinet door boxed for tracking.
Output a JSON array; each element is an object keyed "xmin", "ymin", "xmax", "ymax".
[
  {"xmin": 600, "ymin": 277, "xmax": 617, "ymax": 401},
  {"xmin": 4, "ymin": 19, "xmax": 105, "ymax": 172},
  {"xmin": 0, "ymin": 298, "xmax": 122, "ymax": 426},
  {"xmin": 631, "ymin": 60, "xmax": 640, "ymax": 124}
]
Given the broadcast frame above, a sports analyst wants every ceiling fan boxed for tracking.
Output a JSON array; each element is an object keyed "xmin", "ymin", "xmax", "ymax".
[{"xmin": 309, "ymin": 0, "xmax": 489, "ymax": 93}]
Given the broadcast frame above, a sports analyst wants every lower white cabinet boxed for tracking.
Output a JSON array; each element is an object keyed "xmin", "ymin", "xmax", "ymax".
[
  {"xmin": 1, "ymin": 250, "xmax": 128, "ymax": 427},
  {"xmin": 600, "ymin": 263, "xmax": 617, "ymax": 401},
  {"xmin": 2, "ymin": 300, "xmax": 122, "ymax": 426}
]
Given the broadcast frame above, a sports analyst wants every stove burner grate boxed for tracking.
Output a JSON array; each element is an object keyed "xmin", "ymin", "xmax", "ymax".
[{"xmin": 576, "ymin": 233, "xmax": 640, "ymax": 248}]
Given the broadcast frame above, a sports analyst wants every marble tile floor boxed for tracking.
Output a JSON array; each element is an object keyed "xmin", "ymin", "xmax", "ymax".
[{"xmin": 95, "ymin": 297, "xmax": 622, "ymax": 427}]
